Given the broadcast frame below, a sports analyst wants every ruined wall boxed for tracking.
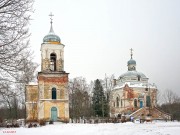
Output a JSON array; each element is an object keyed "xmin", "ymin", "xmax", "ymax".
[{"xmin": 26, "ymin": 85, "xmax": 38, "ymax": 120}]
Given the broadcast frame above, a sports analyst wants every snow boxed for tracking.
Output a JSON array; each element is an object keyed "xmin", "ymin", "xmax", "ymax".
[
  {"xmin": 114, "ymin": 82, "xmax": 157, "ymax": 90},
  {"xmin": 28, "ymin": 82, "xmax": 38, "ymax": 85},
  {"xmin": 1, "ymin": 121, "xmax": 180, "ymax": 135}
]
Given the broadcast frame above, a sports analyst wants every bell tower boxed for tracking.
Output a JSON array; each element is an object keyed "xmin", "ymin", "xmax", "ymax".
[
  {"xmin": 37, "ymin": 14, "xmax": 69, "ymax": 122},
  {"xmin": 41, "ymin": 13, "xmax": 64, "ymax": 72}
]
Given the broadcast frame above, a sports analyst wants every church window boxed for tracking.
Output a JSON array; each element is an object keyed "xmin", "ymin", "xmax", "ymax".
[
  {"xmin": 116, "ymin": 97, "xmax": 119, "ymax": 107},
  {"xmin": 50, "ymin": 53, "xmax": 56, "ymax": 71},
  {"xmin": 121, "ymin": 99, "xmax": 123, "ymax": 107},
  {"xmin": 134, "ymin": 99, "xmax": 137, "ymax": 107},
  {"xmin": 52, "ymin": 87, "xmax": 57, "ymax": 99},
  {"xmin": 146, "ymin": 96, "xmax": 151, "ymax": 107},
  {"xmin": 138, "ymin": 75, "xmax": 141, "ymax": 81}
]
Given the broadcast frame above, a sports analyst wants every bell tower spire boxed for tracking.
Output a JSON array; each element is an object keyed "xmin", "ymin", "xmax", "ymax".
[
  {"xmin": 49, "ymin": 12, "xmax": 54, "ymax": 33},
  {"xmin": 41, "ymin": 14, "xmax": 65, "ymax": 72},
  {"xmin": 43, "ymin": 13, "xmax": 61, "ymax": 44}
]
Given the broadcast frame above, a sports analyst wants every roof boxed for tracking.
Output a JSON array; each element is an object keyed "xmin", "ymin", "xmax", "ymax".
[
  {"xmin": 113, "ymin": 82, "xmax": 157, "ymax": 90},
  {"xmin": 119, "ymin": 70, "xmax": 147, "ymax": 79},
  {"xmin": 43, "ymin": 22, "xmax": 61, "ymax": 44}
]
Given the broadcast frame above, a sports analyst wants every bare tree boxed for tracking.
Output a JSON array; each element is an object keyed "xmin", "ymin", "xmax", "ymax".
[
  {"xmin": 163, "ymin": 89, "xmax": 179, "ymax": 104},
  {"xmin": 0, "ymin": 58, "xmax": 38, "ymax": 120},
  {"xmin": 0, "ymin": 0, "xmax": 34, "ymax": 47},
  {"xmin": 103, "ymin": 74, "xmax": 115, "ymax": 102},
  {"xmin": 0, "ymin": 0, "xmax": 36, "ymax": 120},
  {"xmin": 156, "ymin": 90, "xmax": 162, "ymax": 105},
  {"xmin": 69, "ymin": 77, "xmax": 92, "ymax": 119},
  {"xmin": 0, "ymin": 0, "xmax": 34, "ymax": 83},
  {"xmin": 0, "ymin": 82, "xmax": 15, "ymax": 119},
  {"xmin": 160, "ymin": 89, "xmax": 180, "ymax": 120}
]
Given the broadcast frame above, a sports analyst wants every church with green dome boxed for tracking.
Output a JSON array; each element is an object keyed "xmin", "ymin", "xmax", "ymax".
[
  {"xmin": 26, "ymin": 14, "xmax": 69, "ymax": 122},
  {"xmin": 109, "ymin": 49, "xmax": 171, "ymax": 121}
]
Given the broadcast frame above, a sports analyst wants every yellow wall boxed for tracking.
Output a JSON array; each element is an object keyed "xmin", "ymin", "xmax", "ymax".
[
  {"xmin": 26, "ymin": 85, "xmax": 38, "ymax": 120},
  {"xmin": 43, "ymin": 101, "xmax": 67, "ymax": 121},
  {"xmin": 26, "ymin": 74, "xmax": 69, "ymax": 122}
]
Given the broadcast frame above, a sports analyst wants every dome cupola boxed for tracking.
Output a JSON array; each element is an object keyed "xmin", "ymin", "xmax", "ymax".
[
  {"xmin": 128, "ymin": 59, "xmax": 136, "ymax": 65},
  {"xmin": 43, "ymin": 13, "xmax": 61, "ymax": 44},
  {"xmin": 127, "ymin": 48, "xmax": 136, "ymax": 71},
  {"xmin": 118, "ymin": 49, "xmax": 148, "ymax": 82}
]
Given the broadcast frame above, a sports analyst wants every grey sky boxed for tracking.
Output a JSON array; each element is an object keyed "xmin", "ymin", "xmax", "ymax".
[{"xmin": 29, "ymin": 0, "xmax": 180, "ymax": 95}]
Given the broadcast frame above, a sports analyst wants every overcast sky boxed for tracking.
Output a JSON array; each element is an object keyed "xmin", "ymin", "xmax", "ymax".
[{"xmin": 29, "ymin": 0, "xmax": 180, "ymax": 95}]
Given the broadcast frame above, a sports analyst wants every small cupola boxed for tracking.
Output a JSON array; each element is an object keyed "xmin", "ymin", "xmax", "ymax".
[{"xmin": 127, "ymin": 48, "xmax": 136, "ymax": 71}]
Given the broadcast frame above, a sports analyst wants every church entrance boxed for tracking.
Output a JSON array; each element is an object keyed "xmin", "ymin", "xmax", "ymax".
[
  {"xmin": 140, "ymin": 101, "xmax": 143, "ymax": 108},
  {"xmin": 51, "ymin": 107, "xmax": 57, "ymax": 121}
]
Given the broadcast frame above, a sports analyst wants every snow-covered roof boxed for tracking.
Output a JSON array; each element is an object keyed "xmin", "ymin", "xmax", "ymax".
[
  {"xmin": 113, "ymin": 82, "xmax": 157, "ymax": 90},
  {"xmin": 28, "ymin": 82, "xmax": 38, "ymax": 85},
  {"xmin": 119, "ymin": 70, "xmax": 147, "ymax": 79}
]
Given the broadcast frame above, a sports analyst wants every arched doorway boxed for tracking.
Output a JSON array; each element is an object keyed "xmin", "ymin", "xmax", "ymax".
[
  {"xmin": 51, "ymin": 107, "xmax": 57, "ymax": 121},
  {"xmin": 134, "ymin": 99, "xmax": 137, "ymax": 107},
  {"xmin": 140, "ymin": 101, "xmax": 143, "ymax": 108},
  {"xmin": 50, "ymin": 53, "xmax": 56, "ymax": 71}
]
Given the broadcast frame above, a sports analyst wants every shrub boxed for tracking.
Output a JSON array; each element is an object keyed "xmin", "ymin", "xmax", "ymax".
[
  {"xmin": 49, "ymin": 120, "xmax": 53, "ymax": 124},
  {"xmin": 28, "ymin": 123, "xmax": 33, "ymax": 128},
  {"xmin": 38, "ymin": 119, "xmax": 46, "ymax": 126},
  {"xmin": 33, "ymin": 124, "xmax": 37, "ymax": 127}
]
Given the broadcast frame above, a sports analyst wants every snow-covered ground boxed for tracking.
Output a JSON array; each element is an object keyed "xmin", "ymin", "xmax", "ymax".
[{"xmin": 1, "ymin": 121, "xmax": 180, "ymax": 135}]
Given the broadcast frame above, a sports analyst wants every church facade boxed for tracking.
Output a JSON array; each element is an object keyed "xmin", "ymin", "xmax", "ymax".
[
  {"xmin": 26, "ymin": 18, "xmax": 69, "ymax": 122},
  {"xmin": 109, "ymin": 50, "xmax": 171, "ymax": 120}
]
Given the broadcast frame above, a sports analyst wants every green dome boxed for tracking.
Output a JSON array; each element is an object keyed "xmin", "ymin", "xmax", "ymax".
[
  {"xmin": 43, "ymin": 23, "xmax": 61, "ymax": 44},
  {"xmin": 43, "ymin": 33, "xmax": 61, "ymax": 43},
  {"xmin": 128, "ymin": 59, "xmax": 136, "ymax": 65}
]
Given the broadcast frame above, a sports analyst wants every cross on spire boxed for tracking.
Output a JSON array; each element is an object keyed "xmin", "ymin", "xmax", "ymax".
[
  {"xmin": 49, "ymin": 12, "xmax": 54, "ymax": 24},
  {"xmin": 49, "ymin": 12, "xmax": 54, "ymax": 33},
  {"xmin": 130, "ymin": 48, "xmax": 133, "ymax": 59}
]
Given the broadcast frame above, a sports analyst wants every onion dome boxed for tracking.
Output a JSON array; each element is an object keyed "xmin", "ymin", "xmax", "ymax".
[
  {"xmin": 119, "ymin": 49, "xmax": 148, "ymax": 81},
  {"xmin": 127, "ymin": 48, "xmax": 136, "ymax": 71},
  {"xmin": 43, "ymin": 16, "xmax": 61, "ymax": 44},
  {"xmin": 128, "ymin": 58, "xmax": 136, "ymax": 65}
]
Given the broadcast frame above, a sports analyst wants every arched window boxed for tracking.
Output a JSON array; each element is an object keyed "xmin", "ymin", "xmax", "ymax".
[
  {"xmin": 146, "ymin": 96, "xmax": 151, "ymax": 107},
  {"xmin": 50, "ymin": 53, "xmax": 56, "ymax": 71},
  {"xmin": 138, "ymin": 75, "xmax": 141, "ymax": 81},
  {"xmin": 116, "ymin": 97, "xmax": 119, "ymax": 107},
  {"xmin": 134, "ymin": 99, "xmax": 137, "ymax": 107},
  {"xmin": 52, "ymin": 87, "xmax": 56, "ymax": 99}
]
